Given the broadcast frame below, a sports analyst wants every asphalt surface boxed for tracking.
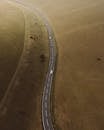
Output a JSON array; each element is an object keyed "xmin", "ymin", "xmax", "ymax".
[
  {"xmin": 8, "ymin": 1, "xmax": 57, "ymax": 130},
  {"xmin": 42, "ymin": 23, "xmax": 56, "ymax": 130},
  {"xmin": 35, "ymin": 8, "xmax": 57, "ymax": 130}
]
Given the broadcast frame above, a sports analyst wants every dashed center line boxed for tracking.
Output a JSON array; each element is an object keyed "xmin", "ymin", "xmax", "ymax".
[
  {"xmin": 46, "ymin": 119, "xmax": 49, "ymax": 127},
  {"xmin": 45, "ymin": 102, "xmax": 47, "ymax": 108},
  {"xmin": 45, "ymin": 110, "xmax": 48, "ymax": 117},
  {"xmin": 45, "ymin": 95, "xmax": 47, "ymax": 101},
  {"xmin": 46, "ymin": 88, "xmax": 49, "ymax": 94}
]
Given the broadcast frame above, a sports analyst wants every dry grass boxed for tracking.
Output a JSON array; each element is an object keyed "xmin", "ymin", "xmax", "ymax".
[
  {"xmin": 21, "ymin": 0, "xmax": 104, "ymax": 130},
  {"xmin": 0, "ymin": 1, "xmax": 49, "ymax": 130},
  {"xmin": 1, "ymin": 0, "xmax": 104, "ymax": 130},
  {"xmin": 0, "ymin": 1, "xmax": 25, "ymax": 101}
]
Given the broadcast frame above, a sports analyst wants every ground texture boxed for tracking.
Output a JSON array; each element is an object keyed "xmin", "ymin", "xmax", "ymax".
[
  {"xmin": 23, "ymin": 0, "xmax": 104, "ymax": 130},
  {"xmin": 0, "ymin": 0, "xmax": 25, "ymax": 101},
  {"xmin": 1, "ymin": 0, "xmax": 104, "ymax": 130},
  {"xmin": 0, "ymin": 1, "xmax": 49, "ymax": 130}
]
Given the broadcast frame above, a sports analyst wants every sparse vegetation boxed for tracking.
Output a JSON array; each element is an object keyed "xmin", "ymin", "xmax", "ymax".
[
  {"xmin": 0, "ymin": 1, "xmax": 25, "ymax": 101},
  {"xmin": 40, "ymin": 54, "xmax": 46, "ymax": 62},
  {"xmin": 1, "ymin": 0, "xmax": 104, "ymax": 130},
  {"xmin": 0, "ymin": 1, "xmax": 49, "ymax": 130},
  {"xmin": 22, "ymin": 0, "xmax": 104, "ymax": 130}
]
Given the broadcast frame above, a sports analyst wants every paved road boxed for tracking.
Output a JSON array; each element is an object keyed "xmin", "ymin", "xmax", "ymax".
[
  {"xmin": 42, "ymin": 22, "xmax": 56, "ymax": 130},
  {"xmin": 8, "ymin": 1, "xmax": 57, "ymax": 130},
  {"xmin": 35, "ymin": 7, "xmax": 57, "ymax": 130}
]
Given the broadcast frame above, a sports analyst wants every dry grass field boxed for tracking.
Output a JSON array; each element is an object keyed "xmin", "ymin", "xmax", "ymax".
[
  {"xmin": 0, "ymin": 1, "xmax": 25, "ymax": 101},
  {"xmin": 0, "ymin": 1, "xmax": 49, "ymax": 130},
  {"xmin": 21, "ymin": 0, "xmax": 104, "ymax": 130},
  {"xmin": 1, "ymin": 0, "xmax": 104, "ymax": 130}
]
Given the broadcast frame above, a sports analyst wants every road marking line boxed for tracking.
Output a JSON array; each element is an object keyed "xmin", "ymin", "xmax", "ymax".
[
  {"xmin": 45, "ymin": 110, "xmax": 48, "ymax": 117},
  {"xmin": 46, "ymin": 119, "xmax": 49, "ymax": 127},
  {"xmin": 46, "ymin": 88, "xmax": 49, "ymax": 94},
  {"xmin": 45, "ymin": 102, "xmax": 47, "ymax": 108},
  {"xmin": 49, "ymin": 36, "xmax": 52, "ymax": 40},
  {"xmin": 45, "ymin": 95, "xmax": 47, "ymax": 101}
]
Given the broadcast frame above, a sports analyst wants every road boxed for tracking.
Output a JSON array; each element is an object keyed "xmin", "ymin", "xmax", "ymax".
[
  {"xmin": 8, "ymin": 1, "xmax": 57, "ymax": 130},
  {"xmin": 42, "ymin": 22, "xmax": 56, "ymax": 130},
  {"xmin": 35, "ymin": 7, "xmax": 57, "ymax": 130}
]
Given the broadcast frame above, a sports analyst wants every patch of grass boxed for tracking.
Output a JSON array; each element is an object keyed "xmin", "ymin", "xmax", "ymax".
[
  {"xmin": 0, "ymin": 1, "xmax": 25, "ymax": 101},
  {"xmin": 53, "ymin": 3, "xmax": 104, "ymax": 130},
  {"xmin": 0, "ymin": 1, "xmax": 49, "ymax": 130},
  {"xmin": 19, "ymin": 0, "xmax": 104, "ymax": 130}
]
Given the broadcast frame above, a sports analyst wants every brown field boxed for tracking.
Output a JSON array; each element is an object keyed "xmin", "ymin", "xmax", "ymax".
[
  {"xmin": 0, "ymin": 1, "xmax": 49, "ymax": 130},
  {"xmin": 1, "ymin": 0, "xmax": 104, "ymax": 130},
  {"xmin": 22, "ymin": 0, "xmax": 104, "ymax": 130},
  {"xmin": 0, "ymin": 1, "xmax": 25, "ymax": 101}
]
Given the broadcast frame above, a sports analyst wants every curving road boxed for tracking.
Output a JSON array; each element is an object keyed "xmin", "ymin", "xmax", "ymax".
[
  {"xmin": 8, "ymin": 1, "xmax": 57, "ymax": 130},
  {"xmin": 42, "ymin": 21, "xmax": 56, "ymax": 130},
  {"xmin": 35, "ymin": 7, "xmax": 57, "ymax": 130}
]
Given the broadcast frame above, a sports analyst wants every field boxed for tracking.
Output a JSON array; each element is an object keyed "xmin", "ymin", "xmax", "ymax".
[
  {"xmin": 0, "ymin": 1, "xmax": 49, "ymax": 130},
  {"xmin": 1, "ymin": 0, "xmax": 104, "ymax": 130},
  {"xmin": 0, "ymin": 1, "xmax": 25, "ymax": 101},
  {"xmin": 22, "ymin": 0, "xmax": 104, "ymax": 130}
]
